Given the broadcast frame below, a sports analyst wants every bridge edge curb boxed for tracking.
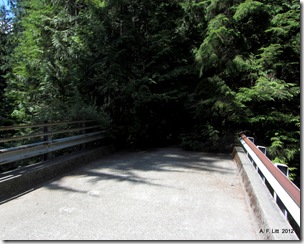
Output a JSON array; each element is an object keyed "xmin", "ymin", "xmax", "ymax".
[
  {"xmin": 0, "ymin": 145, "xmax": 114, "ymax": 204},
  {"xmin": 232, "ymin": 146, "xmax": 299, "ymax": 240}
]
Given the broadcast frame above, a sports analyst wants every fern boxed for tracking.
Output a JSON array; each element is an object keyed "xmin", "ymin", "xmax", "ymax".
[{"xmin": 233, "ymin": 0, "xmax": 268, "ymax": 21}]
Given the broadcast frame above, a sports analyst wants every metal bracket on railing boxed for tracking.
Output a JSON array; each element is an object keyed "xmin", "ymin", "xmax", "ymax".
[
  {"xmin": 257, "ymin": 145, "xmax": 267, "ymax": 155},
  {"xmin": 247, "ymin": 137, "xmax": 254, "ymax": 144},
  {"xmin": 275, "ymin": 163, "xmax": 289, "ymax": 177}
]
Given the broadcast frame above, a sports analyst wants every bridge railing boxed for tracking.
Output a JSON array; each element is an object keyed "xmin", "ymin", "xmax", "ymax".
[
  {"xmin": 0, "ymin": 120, "xmax": 105, "ymax": 168},
  {"xmin": 239, "ymin": 133, "xmax": 300, "ymax": 228}
]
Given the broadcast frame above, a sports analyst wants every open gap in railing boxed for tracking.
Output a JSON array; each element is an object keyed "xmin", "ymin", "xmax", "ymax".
[{"xmin": 288, "ymin": 211, "xmax": 301, "ymax": 238}]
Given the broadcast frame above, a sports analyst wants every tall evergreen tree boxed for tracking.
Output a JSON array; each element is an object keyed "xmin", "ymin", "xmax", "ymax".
[
  {"xmin": 3, "ymin": 0, "xmax": 300, "ymax": 184},
  {"xmin": 192, "ymin": 0, "xmax": 300, "ymax": 185},
  {"xmin": 0, "ymin": 4, "xmax": 14, "ymax": 125}
]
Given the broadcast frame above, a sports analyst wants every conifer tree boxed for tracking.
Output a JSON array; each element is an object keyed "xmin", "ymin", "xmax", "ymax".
[{"xmin": 2, "ymin": 0, "xmax": 300, "ymax": 184}]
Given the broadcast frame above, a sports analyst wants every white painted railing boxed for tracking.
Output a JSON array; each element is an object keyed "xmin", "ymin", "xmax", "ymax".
[{"xmin": 239, "ymin": 133, "xmax": 300, "ymax": 227}]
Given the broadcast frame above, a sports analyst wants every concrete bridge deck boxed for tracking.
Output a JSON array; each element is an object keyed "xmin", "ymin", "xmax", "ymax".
[{"xmin": 0, "ymin": 147, "xmax": 258, "ymax": 240}]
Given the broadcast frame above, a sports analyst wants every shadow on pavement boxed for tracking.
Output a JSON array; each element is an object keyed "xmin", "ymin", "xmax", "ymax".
[{"xmin": 44, "ymin": 147, "xmax": 236, "ymax": 194}]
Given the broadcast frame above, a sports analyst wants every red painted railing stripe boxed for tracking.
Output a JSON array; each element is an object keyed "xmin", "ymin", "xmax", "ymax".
[{"xmin": 240, "ymin": 133, "xmax": 300, "ymax": 208}]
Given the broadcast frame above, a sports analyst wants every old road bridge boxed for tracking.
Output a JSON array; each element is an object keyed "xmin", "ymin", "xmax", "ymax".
[{"xmin": 0, "ymin": 121, "xmax": 300, "ymax": 240}]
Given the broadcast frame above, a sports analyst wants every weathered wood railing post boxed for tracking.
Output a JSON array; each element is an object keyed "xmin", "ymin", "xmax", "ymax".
[{"xmin": 43, "ymin": 121, "xmax": 52, "ymax": 161}]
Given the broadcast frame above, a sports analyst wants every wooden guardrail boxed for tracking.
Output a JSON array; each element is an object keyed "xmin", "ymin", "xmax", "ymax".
[
  {"xmin": 239, "ymin": 133, "xmax": 300, "ymax": 227},
  {"xmin": 0, "ymin": 120, "xmax": 105, "ymax": 168}
]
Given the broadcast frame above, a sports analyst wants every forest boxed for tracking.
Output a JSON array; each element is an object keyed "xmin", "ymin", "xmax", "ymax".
[{"xmin": 0, "ymin": 0, "xmax": 300, "ymax": 187}]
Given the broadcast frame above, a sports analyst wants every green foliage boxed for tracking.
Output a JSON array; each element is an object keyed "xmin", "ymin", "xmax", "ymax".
[
  {"xmin": 180, "ymin": 133, "xmax": 203, "ymax": 151},
  {"xmin": 268, "ymin": 130, "xmax": 300, "ymax": 184},
  {"xmin": 1, "ymin": 0, "xmax": 301, "ymax": 185},
  {"xmin": 195, "ymin": 13, "xmax": 237, "ymax": 76},
  {"xmin": 191, "ymin": 0, "xmax": 300, "ymax": 185},
  {"xmin": 233, "ymin": 0, "xmax": 269, "ymax": 21},
  {"xmin": 0, "ymin": 4, "xmax": 14, "ymax": 125},
  {"xmin": 237, "ymin": 76, "xmax": 299, "ymax": 103}
]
